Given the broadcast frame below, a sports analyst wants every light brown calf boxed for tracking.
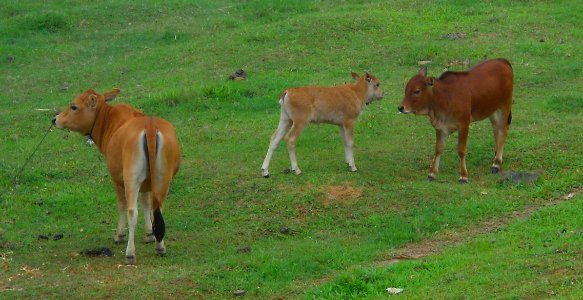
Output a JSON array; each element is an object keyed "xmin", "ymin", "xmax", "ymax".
[
  {"xmin": 261, "ymin": 72, "xmax": 384, "ymax": 177},
  {"xmin": 53, "ymin": 88, "xmax": 181, "ymax": 264},
  {"xmin": 398, "ymin": 59, "xmax": 514, "ymax": 183}
]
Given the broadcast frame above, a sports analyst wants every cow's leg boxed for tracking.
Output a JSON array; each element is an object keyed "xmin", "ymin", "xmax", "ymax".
[
  {"xmin": 457, "ymin": 125, "xmax": 470, "ymax": 183},
  {"xmin": 124, "ymin": 183, "xmax": 140, "ymax": 265},
  {"xmin": 152, "ymin": 171, "xmax": 175, "ymax": 257},
  {"xmin": 429, "ymin": 129, "xmax": 447, "ymax": 181},
  {"xmin": 342, "ymin": 121, "xmax": 357, "ymax": 172},
  {"xmin": 114, "ymin": 184, "xmax": 127, "ymax": 244},
  {"xmin": 140, "ymin": 192, "xmax": 155, "ymax": 243},
  {"xmin": 286, "ymin": 120, "xmax": 307, "ymax": 175},
  {"xmin": 490, "ymin": 110, "xmax": 510, "ymax": 174},
  {"xmin": 261, "ymin": 114, "xmax": 292, "ymax": 178}
]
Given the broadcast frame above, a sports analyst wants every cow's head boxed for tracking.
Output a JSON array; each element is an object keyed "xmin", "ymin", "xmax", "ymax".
[
  {"xmin": 351, "ymin": 71, "xmax": 384, "ymax": 105},
  {"xmin": 398, "ymin": 66, "xmax": 435, "ymax": 115},
  {"xmin": 53, "ymin": 88, "xmax": 120, "ymax": 135}
]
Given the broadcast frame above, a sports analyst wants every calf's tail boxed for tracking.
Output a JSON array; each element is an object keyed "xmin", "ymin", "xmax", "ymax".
[
  {"xmin": 145, "ymin": 118, "xmax": 165, "ymax": 242},
  {"xmin": 508, "ymin": 112, "xmax": 512, "ymax": 125}
]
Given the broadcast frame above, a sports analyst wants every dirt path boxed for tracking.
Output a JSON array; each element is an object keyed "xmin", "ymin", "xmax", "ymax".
[{"xmin": 290, "ymin": 187, "xmax": 582, "ymax": 296}]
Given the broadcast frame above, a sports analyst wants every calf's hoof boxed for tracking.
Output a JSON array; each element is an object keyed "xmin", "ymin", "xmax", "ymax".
[
  {"xmin": 459, "ymin": 178, "xmax": 468, "ymax": 184},
  {"xmin": 491, "ymin": 166, "xmax": 500, "ymax": 174},
  {"xmin": 125, "ymin": 255, "xmax": 136, "ymax": 265},
  {"xmin": 293, "ymin": 169, "xmax": 302, "ymax": 176},
  {"xmin": 156, "ymin": 247, "xmax": 166, "ymax": 257},
  {"xmin": 261, "ymin": 169, "xmax": 270, "ymax": 178},
  {"xmin": 427, "ymin": 175, "xmax": 435, "ymax": 182}
]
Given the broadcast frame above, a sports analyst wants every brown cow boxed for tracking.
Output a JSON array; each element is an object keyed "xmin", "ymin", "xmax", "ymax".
[
  {"xmin": 398, "ymin": 59, "xmax": 513, "ymax": 183},
  {"xmin": 53, "ymin": 88, "xmax": 181, "ymax": 264},
  {"xmin": 261, "ymin": 72, "xmax": 384, "ymax": 177}
]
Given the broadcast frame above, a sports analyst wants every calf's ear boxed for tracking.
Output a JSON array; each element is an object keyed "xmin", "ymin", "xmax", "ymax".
[
  {"xmin": 351, "ymin": 71, "xmax": 360, "ymax": 81},
  {"xmin": 88, "ymin": 94, "xmax": 98, "ymax": 110},
  {"xmin": 104, "ymin": 88, "xmax": 121, "ymax": 102},
  {"xmin": 365, "ymin": 72, "xmax": 372, "ymax": 82},
  {"xmin": 419, "ymin": 66, "xmax": 428, "ymax": 77},
  {"xmin": 425, "ymin": 77, "xmax": 435, "ymax": 87}
]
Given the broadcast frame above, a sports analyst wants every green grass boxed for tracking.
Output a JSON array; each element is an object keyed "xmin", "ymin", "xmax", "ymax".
[{"xmin": 1, "ymin": 0, "xmax": 582, "ymax": 299}]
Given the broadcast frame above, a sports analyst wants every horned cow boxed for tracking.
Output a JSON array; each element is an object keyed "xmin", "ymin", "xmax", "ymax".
[
  {"xmin": 53, "ymin": 88, "xmax": 181, "ymax": 265},
  {"xmin": 261, "ymin": 71, "xmax": 384, "ymax": 177},
  {"xmin": 398, "ymin": 59, "xmax": 514, "ymax": 183}
]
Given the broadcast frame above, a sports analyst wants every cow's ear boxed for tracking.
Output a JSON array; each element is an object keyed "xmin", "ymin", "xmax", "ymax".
[
  {"xmin": 351, "ymin": 71, "xmax": 360, "ymax": 81},
  {"xmin": 88, "ymin": 94, "xmax": 98, "ymax": 110},
  {"xmin": 365, "ymin": 72, "xmax": 372, "ymax": 83},
  {"xmin": 104, "ymin": 88, "xmax": 121, "ymax": 102},
  {"xmin": 426, "ymin": 77, "xmax": 435, "ymax": 87},
  {"xmin": 419, "ymin": 66, "xmax": 428, "ymax": 77}
]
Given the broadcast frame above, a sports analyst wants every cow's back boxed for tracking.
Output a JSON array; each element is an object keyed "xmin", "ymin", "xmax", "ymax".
[{"xmin": 466, "ymin": 59, "xmax": 513, "ymax": 121}]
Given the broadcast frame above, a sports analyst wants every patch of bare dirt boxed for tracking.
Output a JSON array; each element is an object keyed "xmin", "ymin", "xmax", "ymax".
[{"xmin": 319, "ymin": 184, "xmax": 362, "ymax": 207}]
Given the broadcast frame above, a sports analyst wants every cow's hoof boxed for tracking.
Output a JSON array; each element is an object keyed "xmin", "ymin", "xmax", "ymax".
[
  {"xmin": 293, "ymin": 169, "xmax": 302, "ymax": 176},
  {"xmin": 427, "ymin": 175, "xmax": 435, "ymax": 182},
  {"xmin": 491, "ymin": 166, "xmax": 500, "ymax": 174},
  {"xmin": 156, "ymin": 248, "xmax": 166, "ymax": 257},
  {"xmin": 125, "ymin": 256, "xmax": 136, "ymax": 265},
  {"xmin": 459, "ymin": 178, "xmax": 468, "ymax": 184},
  {"xmin": 144, "ymin": 234, "xmax": 155, "ymax": 244},
  {"xmin": 262, "ymin": 169, "xmax": 270, "ymax": 178}
]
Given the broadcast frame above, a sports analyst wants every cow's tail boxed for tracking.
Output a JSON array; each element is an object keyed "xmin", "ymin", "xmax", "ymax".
[{"xmin": 145, "ymin": 117, "xmax": 165, "ymax": 242}]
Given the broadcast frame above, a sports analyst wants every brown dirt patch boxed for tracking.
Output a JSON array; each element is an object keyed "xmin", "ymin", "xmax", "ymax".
[{"xmin": 319, "ymin": 184, "xmax": 362, "ymax": 207}]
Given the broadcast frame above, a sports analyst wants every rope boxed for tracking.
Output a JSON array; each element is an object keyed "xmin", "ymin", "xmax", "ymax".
[{"xmin": 0, "ymin": 123, "xmax": 53, "ymax": 202}]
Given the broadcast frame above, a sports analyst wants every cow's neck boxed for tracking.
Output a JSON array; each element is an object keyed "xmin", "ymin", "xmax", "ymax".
[{"xmin": 90, "ymin": 104, "xmax": 133, "ymax": 154}]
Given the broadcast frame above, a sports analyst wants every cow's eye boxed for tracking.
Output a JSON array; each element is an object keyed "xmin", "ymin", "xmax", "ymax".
[
  {"xmin": 70, "ymin": 104, "xmax": 78, "ymax": 111},
  {"xmin": 413, "ymin": 89, "xmax": 421, "ymax": 96},
  {"xmin": 376, "ymin": 83, "xmax": 380, "ymax": 87}
]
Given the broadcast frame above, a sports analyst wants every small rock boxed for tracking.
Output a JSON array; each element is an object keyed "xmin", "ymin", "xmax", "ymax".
[
  {"xmin": 236, "ymin": 246, "xmax": 251, "ymax": 254},
  {"xmin": 228, "ymin": 69, "xmax": 246, "ymax": 81},
  {"xmin": 440, "ymin": 32, "xmax": 466, "ymax": 40},
  {"xmin": 233, "ymin": 289, "xmax": 246, "ymax": 297},
  {"xmin": 7, "ymin": 55, "xmax": 15, "ymax": 63},
  {"xmin": 499, "ymin": 170, "xmax": 542, "ymax": 185},
  {"xmin": 280, "ymin": 226, "xmax": 290, "ymax": 234},
  {"xmin": 80, "ymin": 247, "xmax": 114, "ymax": 257}
]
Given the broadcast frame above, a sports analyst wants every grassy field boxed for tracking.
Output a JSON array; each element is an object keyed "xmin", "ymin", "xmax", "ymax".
[{"xmin": 1, "ymin": 0, "xmax": 582, "ymax": 299}]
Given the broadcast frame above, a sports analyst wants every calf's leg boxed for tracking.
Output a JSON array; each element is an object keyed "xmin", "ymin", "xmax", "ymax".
[
  {"xmin": 261, "ymin": 113, "xmax": 292, "ymax": 177},
  {"xmin": 342, "ymin": 121, "xmax": 357, "ymax": 172},
  {"xmin": 286, "ymin": 121, "xmax": 306, "ymax": 175},
  {"xmin": 457, "ymin": 126, "xmax": 470, "ymax": 183},
  {"xmin": 429, "ymin": 129, "xmax": 447, "ymax": 181},
  {"xmin": 490, "ymin": 110, "xmax": 510, "ymax": 173}
]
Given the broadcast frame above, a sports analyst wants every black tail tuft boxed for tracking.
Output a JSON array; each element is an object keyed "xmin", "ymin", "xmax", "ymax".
[
  {"xmin": 153, "ymin": 208, "xmax": 165, "ymax": 242},
  {"xmin": 508, "ymin": 112, "xmax": 512, "ymax": 125}
]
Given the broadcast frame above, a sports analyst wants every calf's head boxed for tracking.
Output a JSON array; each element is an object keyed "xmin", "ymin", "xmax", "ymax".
[
  {"xmin": 398, "ymin": 66, "xmax": 435, "ymax": 115},
  {"xmin": 351, "ymin": 71, "xmax": 384, "ymax": 104},
  {"xmin": 53, "ymin": 88, "xmax": 121, "ymax": 134}
]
